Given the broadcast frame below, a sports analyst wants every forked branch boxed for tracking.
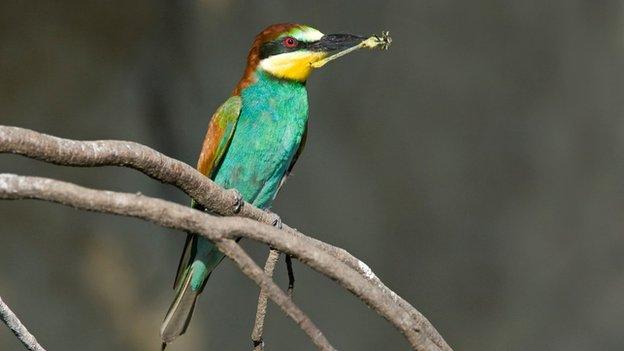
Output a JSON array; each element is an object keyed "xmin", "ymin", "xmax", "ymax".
[
  {"xmin": 0, "ymin": 174, "xmax": 335, "ymax": 350},
  {"xmin": 0, "ymin": 125, "xmax": 451, "ymax": 351}
]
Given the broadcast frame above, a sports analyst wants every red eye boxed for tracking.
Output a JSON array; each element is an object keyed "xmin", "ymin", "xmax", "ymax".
[{"xmin": 283, "ymin": 36, "xmax": 298, "ymax": 48}]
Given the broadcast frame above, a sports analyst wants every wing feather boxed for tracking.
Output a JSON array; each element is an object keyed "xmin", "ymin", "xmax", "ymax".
[
  {"xmin": 196, "ymin": 95, "xmax": 242, "ymax": 178},
  {"xmin": 173, "ymin": 95, "xmax": 241, "ymax": 289}
]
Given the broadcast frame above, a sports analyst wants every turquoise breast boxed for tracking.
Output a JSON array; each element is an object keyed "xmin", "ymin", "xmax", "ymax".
[{"xmin": 213, "ymin": 70, "xmax": 309, "ymax": 209}]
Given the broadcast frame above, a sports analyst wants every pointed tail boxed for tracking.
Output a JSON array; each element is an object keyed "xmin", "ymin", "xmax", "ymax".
[
  {"xmin": 160, "ymin": 266, "xmax": 200, "ymax": 345},
  {"xmin": 161, "ymin": 235, "xmax": 226, "ymax": 346}
]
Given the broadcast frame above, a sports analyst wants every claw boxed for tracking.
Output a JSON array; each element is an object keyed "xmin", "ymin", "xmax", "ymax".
[
  {"xmin": 265, "ymin": 210, "xmax": 282, "ymax": 229},
  {"xmin": 228, "ymin": 188, "xmax": 244, "ymax": 213}
]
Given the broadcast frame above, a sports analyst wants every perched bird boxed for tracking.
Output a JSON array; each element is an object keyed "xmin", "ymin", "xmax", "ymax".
[{"xmin": 160, "ymin": 23, "xmax": 378, "ymax": 347}]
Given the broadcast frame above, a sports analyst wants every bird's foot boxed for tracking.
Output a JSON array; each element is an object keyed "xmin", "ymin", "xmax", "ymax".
[
  {"xmin": 286, "ymin": 254, "xmax": 295, "ymax": 297},
  {"xmin": 265, "ymin": 210, "xmax": 282, "ymax": 229},
  {"xmin": 227, "ymin": 188, "xmax": 244, "ymax": 213}
]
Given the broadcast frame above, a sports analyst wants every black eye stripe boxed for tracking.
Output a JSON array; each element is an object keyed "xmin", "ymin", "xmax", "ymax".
[{"xmin": 259, "ymin": 39, "xmax": 313, "ymax": 59}]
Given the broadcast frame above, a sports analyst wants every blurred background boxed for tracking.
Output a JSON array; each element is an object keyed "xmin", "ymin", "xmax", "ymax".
[{"xmin": 2, "ymin": 1, "xmax": 624, "ymax": 350}]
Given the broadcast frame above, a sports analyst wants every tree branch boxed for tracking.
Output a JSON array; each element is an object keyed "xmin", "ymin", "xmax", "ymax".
[
  {"xmin": 0, "ymin": 125, "xmax": 452, "ymax": 351},
  {"xmin": 0, "ymin": 174, "xmax": 335, "ymax": 351},
  {"xmin": 251, "ymin": 248, "xmax": 281, "ymax": 350},
  {"xmin": 216, "ymin": 242, "xmax": 334, "ymax": 351},
  {"xmin": 0, "ymin": 296, "xmax": 46, "ymax": 351}
]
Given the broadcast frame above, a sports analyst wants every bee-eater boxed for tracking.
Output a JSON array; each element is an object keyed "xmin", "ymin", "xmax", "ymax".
[{"xmin": 160, "ymin": 23, "xmax": 377, "ymax": 346}]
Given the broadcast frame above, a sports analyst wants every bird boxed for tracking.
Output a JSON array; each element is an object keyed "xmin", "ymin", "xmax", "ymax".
[{"xmin": 160, "ymin": 23, "xmax": 374, "ymax": 347}]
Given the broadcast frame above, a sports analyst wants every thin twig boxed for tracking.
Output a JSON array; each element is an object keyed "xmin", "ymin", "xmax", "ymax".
[
  {"xmin": 0, "ymin": 126, "xmax": 452, "ymax": 351},
  {"xmin": 251, "ymin": 248, "xmax": 281, "ymax": 350},
  {"xmin": 0, "ymin": 296, "xmax": 46, "ymax": 351},
  {"xmin": 215, "ymin": 242, "xmax": 334, "ymax": 351}
]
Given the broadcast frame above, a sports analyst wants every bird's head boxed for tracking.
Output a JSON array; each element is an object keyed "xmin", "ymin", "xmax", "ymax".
[{"xmin": 234, "ymin": 23, "xmax": 366, "ymax": 93}]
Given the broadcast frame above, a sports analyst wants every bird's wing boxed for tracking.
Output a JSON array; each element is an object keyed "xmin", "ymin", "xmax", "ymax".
[
  {"xmin": 196, "ymin": 95, "xmax": 243, "ymax": 178},
  {"xmin": 173, "ymin": 95, "xmax": 242, "ymax": 290},
  {"xmin": 278, "ymin": 122, "xmax": 308, "ymax": 191}
]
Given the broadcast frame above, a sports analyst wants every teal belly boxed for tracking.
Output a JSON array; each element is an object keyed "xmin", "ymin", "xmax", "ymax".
[
  {"xmin": 189, "ymin": 71, "xmax": 308, "ymax": 291},
  {"xmin": 213, "ymin": 71, "xmax": 309, "ymax": 208}
]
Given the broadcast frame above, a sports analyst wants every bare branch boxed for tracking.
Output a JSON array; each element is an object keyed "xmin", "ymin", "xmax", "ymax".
[
  {"xmin": 0, "ymin": 296, "xmax": 46, "ymax": 351},
  {"xmin": 251, "ymin": 248, "xmax": 281, "ymax": 350},
  {"xmin": 216, "ymin": 242, "xmax": 334, "ymax": 351},
  {"xmin": 0, "ymin": 174, "xmax": 335, "ymax": 351},
  {"xmin": 0, "ymin": 125, "xmax": 452, "ymax": 351}
]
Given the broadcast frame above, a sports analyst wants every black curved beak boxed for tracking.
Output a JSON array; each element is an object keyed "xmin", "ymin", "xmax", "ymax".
[{"xmin": 308, "ymin": 33, "xmax": 367, "ymax": 54}]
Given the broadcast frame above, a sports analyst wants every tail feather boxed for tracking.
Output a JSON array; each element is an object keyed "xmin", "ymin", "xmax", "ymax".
[
  {"xmin": 161, "ymin": 237, "xmax": 225, "ymax": 346},
  {"xmin": 160, "ymin": 267, "xmax": 199, "ymax": 344}
]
